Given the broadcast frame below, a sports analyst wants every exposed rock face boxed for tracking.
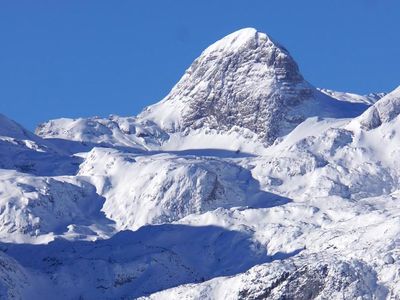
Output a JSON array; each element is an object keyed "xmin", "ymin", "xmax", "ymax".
[{"xmin": 139, "ymin": 28, "xmax": 367, "ymax": 145}]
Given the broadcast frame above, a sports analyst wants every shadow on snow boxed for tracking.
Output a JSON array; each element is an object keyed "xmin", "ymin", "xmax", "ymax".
[{"xmin": 2, "ymin": 224, "xmax": 302, "ymax": 299}]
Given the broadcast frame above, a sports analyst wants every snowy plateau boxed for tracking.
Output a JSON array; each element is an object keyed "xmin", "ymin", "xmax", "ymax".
[{"xmin": 0, "ymin": 28, "xmax": 399, "ymax": 299}]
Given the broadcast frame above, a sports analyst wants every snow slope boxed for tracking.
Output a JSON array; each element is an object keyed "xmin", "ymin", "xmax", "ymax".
[
  {"xmin": 78, "ymin": 147, "xmax": 287, "ymax": 231},
  {"xmin": 0, "ymin": 170, "xmax": 115, "ymax": 244}
]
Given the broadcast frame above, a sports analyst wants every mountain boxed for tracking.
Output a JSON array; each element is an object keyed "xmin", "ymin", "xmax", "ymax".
[
  {"xmin": 1, "ymin": 28, "xmax": 400, "ymax": 299},
  {"xmin": 138, "ymin": 28, "xmax": 367, "ymax": 145},
  {"xmin": 38, "ymin": 28, "xmax": 368, "ymax": 148}
]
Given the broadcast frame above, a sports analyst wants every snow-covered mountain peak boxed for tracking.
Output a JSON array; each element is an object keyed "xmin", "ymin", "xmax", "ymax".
[
  {"xmin": 139, "ymin": 28, "xmax": 367, "ymax": 145},
  {"xmin": 202, "ymin": 27, "xmax": 275, "ymax": 55},
  {"xmin": 203, "ymin": 27, "xmax": 257, "ymax": 51}
]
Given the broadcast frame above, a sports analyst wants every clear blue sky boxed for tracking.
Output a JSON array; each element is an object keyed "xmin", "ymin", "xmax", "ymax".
[{"xmin": 0, "ymin": 0, "xmax": 399, "ymax": 130}]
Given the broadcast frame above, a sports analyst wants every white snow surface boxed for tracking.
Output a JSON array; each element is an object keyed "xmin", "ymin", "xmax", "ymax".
[
  {"xmin": 36, "ymin": 115, "xmax": 169, "ymax": 152},
  {"xmin": 0, "ymin": 28, "xmax": 399, "ymax": 299},
  {"xmin": 318, "ymin": 88, "xmax": 387, "ymax": 105}
]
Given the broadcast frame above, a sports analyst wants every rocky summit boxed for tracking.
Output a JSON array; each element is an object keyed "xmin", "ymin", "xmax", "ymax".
[{"xmin": 139, "ymin": 28, "xmax": 367, "ymax": 145}]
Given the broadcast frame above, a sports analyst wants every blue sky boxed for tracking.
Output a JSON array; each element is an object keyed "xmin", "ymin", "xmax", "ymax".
[{"xmin": 0, "ymin": 0, "xmax": 399, "ymax": 130}]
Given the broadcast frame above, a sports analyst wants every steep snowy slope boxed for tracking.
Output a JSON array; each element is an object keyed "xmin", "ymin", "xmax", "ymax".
[
  {"xmin": 0, "ymin": 114, "xmax": 40, "ymax": 141},
  {"xmin": 0, "ymin": 251, "xmax": 30, "ymax": 299},
  {"xmin": 141, "ymin": 190, "xmax": 400, "ymax": 299},
  {"xmin": 142, "ymin": 256, "xmax": 389, "ymax": 299},
  {"xmin": 139, "ymin": 28, "xmax": 367, "ymax": 145}
]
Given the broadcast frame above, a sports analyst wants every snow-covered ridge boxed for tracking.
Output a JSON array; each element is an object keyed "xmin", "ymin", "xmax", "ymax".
[
  {"xmin": 36, "ymin": 115, "xmax": 169, "ymax": 151},
  {"xmin": 318, "ymin": 88, "xmax": 387, "ymax": 105},
  {"xmin": 0, "ymin": 113, "xmax": 45, "ymax": 142}
]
